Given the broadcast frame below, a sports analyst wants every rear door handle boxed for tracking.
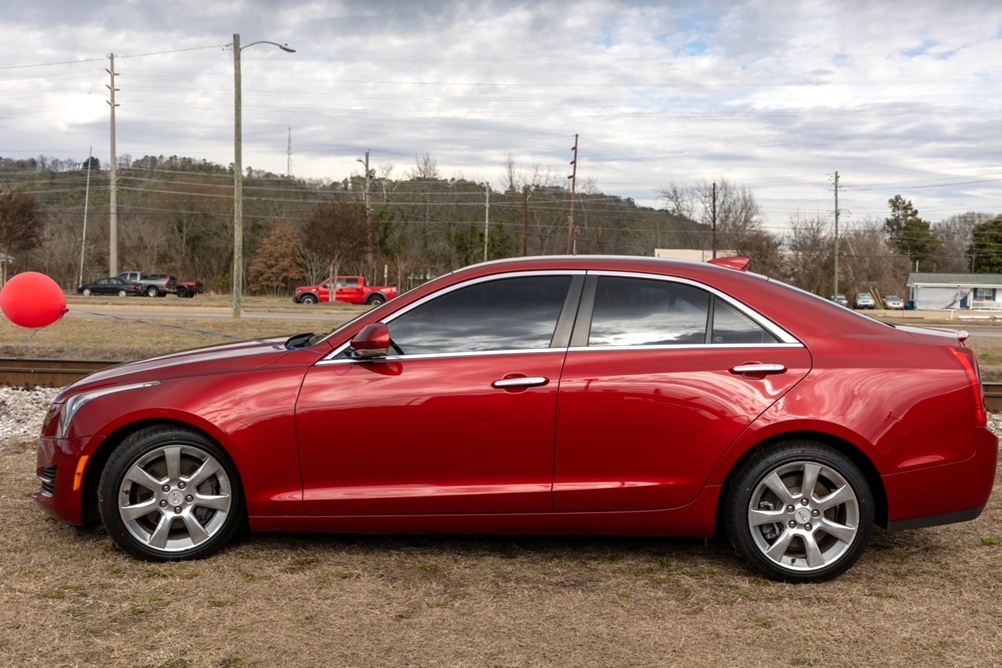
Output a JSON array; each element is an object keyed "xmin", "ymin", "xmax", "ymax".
[
  {"xmin": 492, "ymin": 376, "xmax": 549, "ymax": 389},
  {"xmin": 730, "ymin": 363, "xmax": 787, "ymax": 375}
]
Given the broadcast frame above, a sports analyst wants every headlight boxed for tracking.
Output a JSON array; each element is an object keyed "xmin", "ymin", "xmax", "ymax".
[{"xmin": 56, "ymin": 381, "xmax": 160, "ymax": 439}]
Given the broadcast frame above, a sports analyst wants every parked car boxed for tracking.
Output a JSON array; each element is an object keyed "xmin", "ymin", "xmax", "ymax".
[
  {"xmin": 853, "ymin": 292, "xmax": 876, "ymax": 309},
  {"xmin": 830, "ymin": 293, "xmax": 848, "ymax": 306},
  {"xmin": 884, "ymin": 295, "xmax": 904, "ymax": 310},
  {"xmin": 76, "ymin": 276, "xmax": 143, "ymax": 297},
  {"xmin": 35, "ymin": 256, "xmax": 996, "ymax": 582}
]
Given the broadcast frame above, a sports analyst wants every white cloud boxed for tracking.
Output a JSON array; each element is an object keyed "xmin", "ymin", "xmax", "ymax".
[{"xmin": 1, "ymin": 0, "xmax": 1000, "ymax": 229}]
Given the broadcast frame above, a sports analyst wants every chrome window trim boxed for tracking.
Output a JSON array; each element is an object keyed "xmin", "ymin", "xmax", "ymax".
[
  {"xmin": 322, "ymin": 267, "xmax": 800, "ymax": 362},
  {"xmin": 584, "ymin": 269, "xmax": 799, "ymax": 345}
]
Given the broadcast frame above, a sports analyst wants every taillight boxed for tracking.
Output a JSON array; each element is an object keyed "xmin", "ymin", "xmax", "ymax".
[{"xmin": 949, "ymin": 346, "xmax": 986, "ymax": 426}]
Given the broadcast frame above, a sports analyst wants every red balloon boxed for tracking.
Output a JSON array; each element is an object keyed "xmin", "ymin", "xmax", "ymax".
[{"xmin": 0, "ymin": 272, "xmax": 68, "ymax": 328}]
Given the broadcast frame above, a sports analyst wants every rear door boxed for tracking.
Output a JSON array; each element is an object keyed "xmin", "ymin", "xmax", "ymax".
[{"xmin": 553, "ymin": 272, "xmax": 811, "ymax": 512}]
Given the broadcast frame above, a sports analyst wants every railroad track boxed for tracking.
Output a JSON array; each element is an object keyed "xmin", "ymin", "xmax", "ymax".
[
  {"xmin": 0, "ymin": 357, "xmax": 124, "ymax": 388},
  {"xmin": 4, "ymin": 357, "xmax": 1002, "ymax": 412}
]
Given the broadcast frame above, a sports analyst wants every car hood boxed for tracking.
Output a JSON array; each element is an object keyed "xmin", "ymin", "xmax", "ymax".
[{"xmin": 58, "ymin": 337, "xmax": 313, "ymax": 398}]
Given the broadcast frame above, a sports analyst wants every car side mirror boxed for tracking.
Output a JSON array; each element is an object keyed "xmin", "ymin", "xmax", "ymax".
[{"xmin": 349, "ymin": 323, "xmax": 391, "ymax": 359}]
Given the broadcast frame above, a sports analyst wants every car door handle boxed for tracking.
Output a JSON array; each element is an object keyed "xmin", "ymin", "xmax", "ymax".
[
  {"xmin": 492, "ymin": 376, "xmax": 549, "ymax": 389},
  {"xmin": 730, "ymin": 363, "xmax": 787, "ymax": 375}
]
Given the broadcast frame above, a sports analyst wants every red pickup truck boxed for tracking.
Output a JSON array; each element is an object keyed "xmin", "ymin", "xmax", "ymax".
[{"xmin": 293, "ymin": 276, "xmax": 398, "ymax": 306}]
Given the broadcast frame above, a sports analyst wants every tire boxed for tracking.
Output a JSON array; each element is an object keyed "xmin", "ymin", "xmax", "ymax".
[
  {"xmin": 300, "ymin": 294, "xmax": 317, "ymax": 304},
  {"xmin": 118, "ymin": 289, "xmax": 128, "ymax": 297},
  {"xmin": 82, "ymin": 288, "xmax": 92, "ymax": 296},
  {"xmin": 723, "ymin": 441, "xmax": 873, "ymax": 582},
  {"xmin": 367, "ymin": 294, "xmax": 386, "ymax": 306},
  {"xmin": 176, "ymin": 286, "xmax": 189, "ymax": 298},
  {"xmin": 146, "ymin": 286, "xmax": 160, "ymax": 297},
  {"xmin": 98, "ymin": 425, "xmax": 244, "ymax": 561}
]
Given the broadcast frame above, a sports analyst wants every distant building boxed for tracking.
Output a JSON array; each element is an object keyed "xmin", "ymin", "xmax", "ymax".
[
  {"xmin": 907, "ymin": 272, "xmax": 1002, "ymax": 310},
  {"xmin": 654, "ymin": 249, "xmax": 738, "ymax": 262}
]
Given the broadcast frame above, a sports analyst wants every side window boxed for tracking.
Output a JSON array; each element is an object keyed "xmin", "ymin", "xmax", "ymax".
[
  {"xmin": 711, "ymin": 300, "xmax": 779, "ymax": 344},
  {"xmin": 589, "ymin": 276, "xmax": 709, "ymax": 346},
  {"xmin": 388, "ymin": 275, "xmax": 572, "ymax": 355}
]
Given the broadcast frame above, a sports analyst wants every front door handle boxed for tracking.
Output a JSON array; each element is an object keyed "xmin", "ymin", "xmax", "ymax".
[
  {"xmin": 492, "ymin": 376, "xmax": 549, "ymax": 389},
  {"xmin": 730, "ymin": 363, "xmax": 787, "ymax": 375}
]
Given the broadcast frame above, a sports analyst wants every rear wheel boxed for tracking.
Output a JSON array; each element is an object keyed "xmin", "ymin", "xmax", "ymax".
[
  {"xmin": 146, "ymin": 286, "xmax": 160, "ymax": 297},
  {"xmin": 118, "ymin": 289, "xmax": 128, "ymax": 297},
  {"xmin": 82, "ymin": 288, "xmax": 92, "ymax": 296},
  {"xmin": 99, "ymin": 425, "xmax": 244, "ymax": 561},
  {"xmin": 724, "ymin": 441, "xmax": 873, "ymax": 582},
  {"xmin": 176, "ymin": 286, "xmax": 189, "ymax": 298}
]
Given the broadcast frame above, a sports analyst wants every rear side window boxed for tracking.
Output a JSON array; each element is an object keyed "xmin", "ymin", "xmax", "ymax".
[
  {"xmin": 589, "ymin": 276, "xmax": 709, "ymax": 346},
  {"xmin": 587, "ymin": 275, "xmax": 779, "ymax": 346},
  {"xmin": 388, "ymin": 275, "xmax": 573, "ymax": 355}
]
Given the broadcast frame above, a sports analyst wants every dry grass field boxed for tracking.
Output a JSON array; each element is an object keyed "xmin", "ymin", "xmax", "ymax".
[{"xmin": 2, "ymin": 298, "xmax": 1002, "ymax": 666}]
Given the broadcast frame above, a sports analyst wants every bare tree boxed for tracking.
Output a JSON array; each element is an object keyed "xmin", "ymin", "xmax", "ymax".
[
  {"xmin": 933, "ymin": 211, "xmax": 996, "ymax": 272},
  {"xmin": 0, "ymin": 188, "xmax": 43, "ymax": 284}
]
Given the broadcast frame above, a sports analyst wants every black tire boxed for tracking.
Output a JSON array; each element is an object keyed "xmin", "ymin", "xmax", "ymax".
[
  {"xmin": 82, "ymin": 288, "xmax": 92, "ymax": 296},
  {"xmin": 723, "ymin": 441, "xmax": 873, "ymax": 582},
  {"xmin": 367, "ymin": 293, "xmax": 386, "ymax": 306},
  {"xmin": 118, "ymin": 289, "xmax": 128, "ymax": 297},
  {"xmin": 146, "ymin": 286, "xmax": 160, "ymax": 298},
  {"xmin": 176, "ymin": 286, "xmax": 189, "ymax": 298},
  {"xmin": 98, "ymin": 425, "xmax": 244, "ymax": 561},
  {"xmin": 300, "ymin": 294, "xmax": 317, "ymax": 304}
]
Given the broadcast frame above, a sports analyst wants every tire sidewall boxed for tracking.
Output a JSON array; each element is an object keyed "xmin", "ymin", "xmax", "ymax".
[
  {"xmin": 98, "ymin": 426, "xmax": 244, "ymax": 561},
  {"xmin": 724, "ymin": 441, "xmax": 874, "ymax": 582}
]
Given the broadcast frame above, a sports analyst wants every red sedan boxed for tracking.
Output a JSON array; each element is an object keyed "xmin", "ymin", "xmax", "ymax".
[{"xmin": 34, "ymin": 256, "xmax": 996, "ymax": 582}]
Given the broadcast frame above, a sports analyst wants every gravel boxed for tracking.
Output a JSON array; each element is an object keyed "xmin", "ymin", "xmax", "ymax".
[
  {"xmin": 2, "ymin": 386, "xmax": 1002, "ymax": 452},
  {"xmin": 0, "ymin": 386, "xmax": 60, "ymax": 449}
]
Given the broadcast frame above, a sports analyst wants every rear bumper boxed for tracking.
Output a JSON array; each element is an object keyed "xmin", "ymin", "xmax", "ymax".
[{"xmin": 883, "ymin": 426, "xmax": 997, "ymax": 530}]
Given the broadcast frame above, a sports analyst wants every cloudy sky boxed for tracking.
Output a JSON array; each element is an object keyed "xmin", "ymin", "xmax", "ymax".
[{"xmin": 2, "ymin": 0, "xmax": 1001, "ymax": 236}]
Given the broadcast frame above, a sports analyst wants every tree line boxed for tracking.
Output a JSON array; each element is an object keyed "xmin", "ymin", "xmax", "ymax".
[{"xmin": 0, "ymin": 152, "xmax": 999, "ymax": 302}]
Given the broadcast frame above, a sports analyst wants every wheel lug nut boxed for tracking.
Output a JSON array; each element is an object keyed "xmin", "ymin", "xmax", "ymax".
[
  {"xmin": 162, "ymin": 485, "xmax": 170, "ymax": 492},
  {"xmin": 812, "ymin": 509, "xmax": 820, "ymax": 517},
  {"xmin": 185, "ymin": 495, "xmax": 193, "ymax": 502},
  {"xmin": 788, "ymin": 520, "xmax": 796, "ymax": 528},
  {"xmin": 159, "ymin": 500, "xmax": 168, "ymax": 508},
  {"xmin": 178, "ymin": 482, "xmax": 186, "ymax": 490},
  {"xmin": 787, "ymin": 505, "xmax": 795, "ymax": 513},
  {"xmin": 805, "ymin": 523, "xmax": 812, "ymax": 531},
  {"xmin": 801, "ymin": 499, "xmax": 809, "ymax": 506},
  {"xmin": 174, "ymin": 507, "xmax": 182, "ymax": 514}
]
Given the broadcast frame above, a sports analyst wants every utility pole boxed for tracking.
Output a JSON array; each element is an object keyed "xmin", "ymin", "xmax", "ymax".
[
  {"xmin": 106, "ymin": 54, "xmax": 119, "ymax": 276},
  {"xmin": 358, "ymin": 150, "xmax": 372, "ymax": 273},
  {"xmin": 711, "ymin": 182, "xmax": 717, "ymax": 259},
  {"xmin": 833, "ymin": 171, "xmax": 840, "ymax": 296},
  {"xmin": 286, "ymin": 126, "xmax": 292, "ymax": 177},
  {"xmin": 566, "ymin": 134, "xmax": 578, "ymax": 254},
  {"xmin": 79, "ymin": 147, "xmax": 93, "ymax": 287},
  {"xmin": 483, "ymin": 183, "xmax": 490, "ymax": 262},
  {"xmin": 522, "ymin": 185, "xmax": 530, "ymax": 256}
]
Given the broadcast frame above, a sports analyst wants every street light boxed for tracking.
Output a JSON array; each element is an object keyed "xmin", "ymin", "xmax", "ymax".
[{"xmin": 232, "ymin": 33, "xmax": 295, "ymax": 318}]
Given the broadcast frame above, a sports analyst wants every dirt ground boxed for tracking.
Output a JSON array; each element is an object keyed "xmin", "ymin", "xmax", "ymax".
[{"xmin": 2, "ymin": 434, "xmax": 1002, "ymax": 668}]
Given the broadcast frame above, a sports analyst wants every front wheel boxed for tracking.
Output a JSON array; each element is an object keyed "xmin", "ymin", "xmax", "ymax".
[
  {"xmin": 367, "ymin": 294, "xmax": 386, "ymax": 306},
  {"xmin": 118, "ymin": 289, "xmax": 128, "ymax": 297},
  {"xmin": 82, "ymin": 288, "xmax": 92, "ymax": 296},
  {"xmin": 146, "ymin": 286, "xmax": 160, "ymax": 297},
  {"xmin": 98, "ymin": 425, "xmax": 244, "ymax": 561},
  {"xmin": 176, "ymin": 286, "xmax": 189, "ymax": 298},
  {"xmin": 299, "ymin": 294, "xmax": 317, "ymax": 304},
  {"xmin": 723, "ymin": 441, "xmax": 873, "ymax": 582}
]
